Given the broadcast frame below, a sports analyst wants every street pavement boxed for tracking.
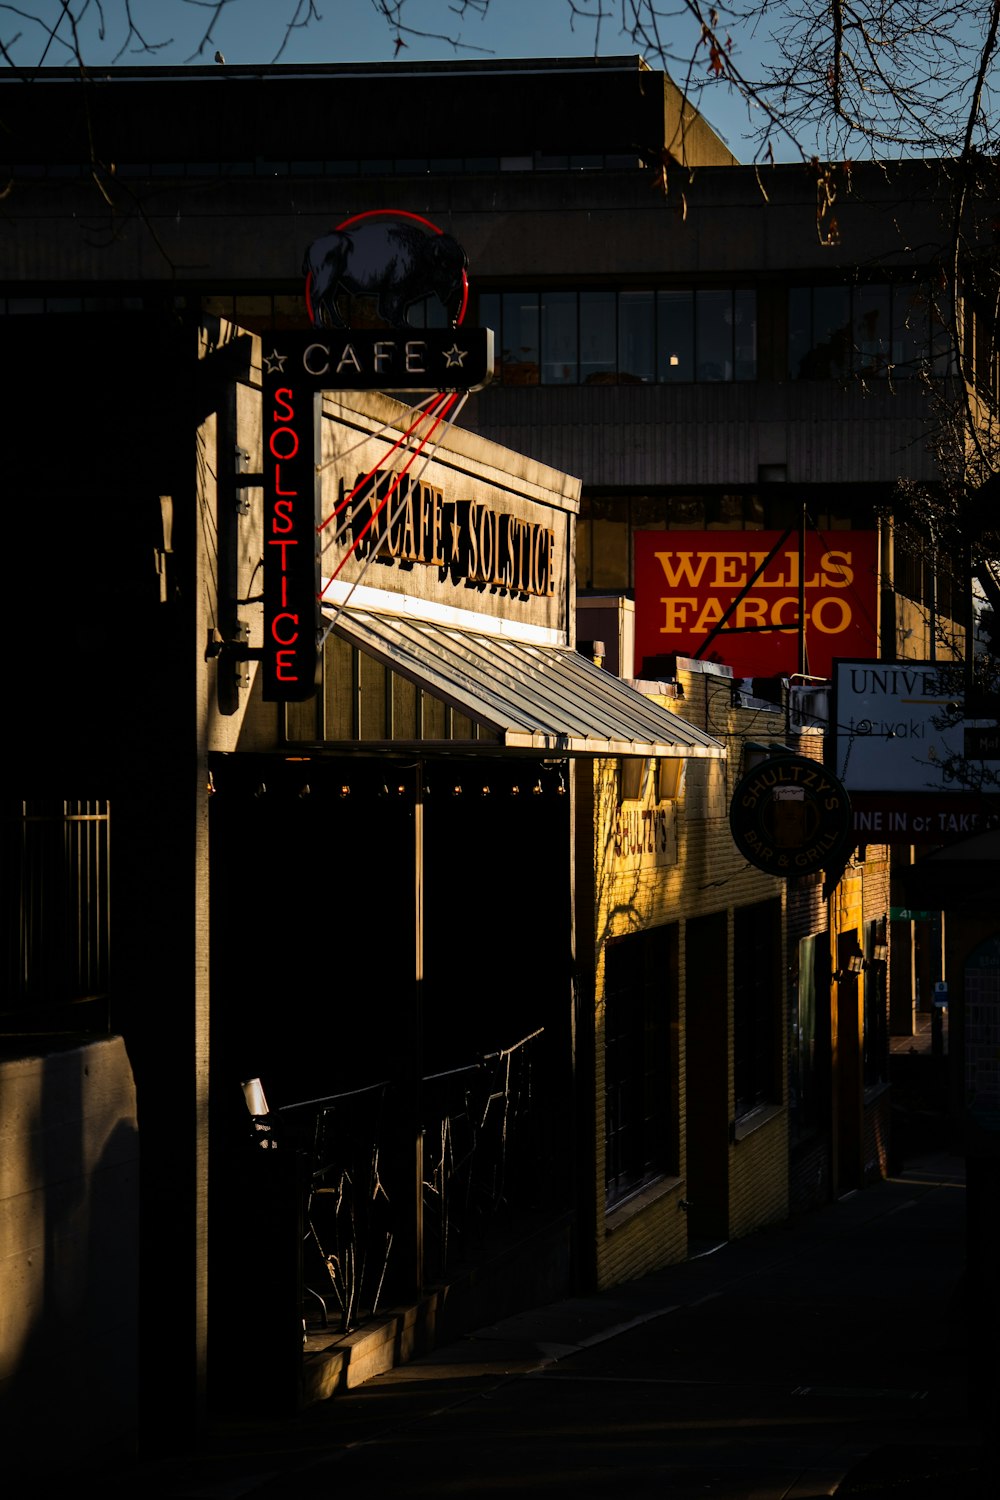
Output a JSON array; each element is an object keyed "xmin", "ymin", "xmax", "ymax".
[{"xmin": 78, "ymin": 1148, "xmax": 994, "ymax": 1498}]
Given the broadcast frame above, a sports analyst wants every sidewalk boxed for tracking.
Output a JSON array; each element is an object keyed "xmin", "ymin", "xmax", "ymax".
[{"xmin": 80, "ymin": 1147, "xmax": 994, "ymax": 1499}]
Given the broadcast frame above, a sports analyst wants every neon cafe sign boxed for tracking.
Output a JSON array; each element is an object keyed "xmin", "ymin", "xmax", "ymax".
[{"xmin": 261, "ymin": 209, "xmax": 493, "ymax": 701}]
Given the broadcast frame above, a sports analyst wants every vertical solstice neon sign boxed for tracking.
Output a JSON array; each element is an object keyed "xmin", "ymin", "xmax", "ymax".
[
  {"xmin": 259, "ymin": 208, "xmax": 490, "ymax": 702},
  {"xmin": 262, "ymin": 353, "xmax": 321, "ymax": 701}
]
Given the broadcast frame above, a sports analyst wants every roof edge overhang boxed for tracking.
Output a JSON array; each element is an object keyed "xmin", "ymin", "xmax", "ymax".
[{"xmin": 321, "ymin": 606, "xmax": 725, "ymax": 760}]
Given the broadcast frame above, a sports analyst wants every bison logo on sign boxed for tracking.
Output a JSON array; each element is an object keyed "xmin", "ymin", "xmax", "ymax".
[{"xmin": 304, "ymin": 210, "xmax": 469, "ymax": 331}]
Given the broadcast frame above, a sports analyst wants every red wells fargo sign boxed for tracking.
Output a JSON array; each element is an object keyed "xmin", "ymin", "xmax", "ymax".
[{"xmin": 633, "ymin": 529, "xmax": 878, "ymax": 679}]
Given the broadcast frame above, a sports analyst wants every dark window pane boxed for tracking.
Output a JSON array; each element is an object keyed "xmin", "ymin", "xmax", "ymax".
[
  {"xmin": 854, "ymin": 284, "xmax": 891, "ymax": 375},
  {"xmin": 478, "ymin": 292, "xmax": 500, "ymax": 345},
  {"xmin": 579, "ymin": 290, "xmax": 616, "ymax": 384},
  {"xmin": 802, "ymin": 286, "xmax": 852, "ymax": 379},
  {"xmin": 734, "ymin": 289, "xmax": 757, "ymax": 379},
  {"xmin": 734, "ymin": 899, "xmax": 780, "ymax": 1116},
  {"xmin": 604, "ymin": 924, "xmax": 677, "ymax": 1206},
  {"xmin": 501, "ymin": 291, "xmax": 539, "ymax": 384},
  {"xmin": 695, "ymin": 289, "xmax": 732, "ymax": 381},
  {"xmin": 892, "ymin": 284, "xmax": 928, "ymax": 377},
  {"xmin": 788, "ymin": 286, "xmax": 811, "ymax": 377},
  {"xmin": 657, "ymin": 290, "xmax": 694, "ymax": 382},
  {"xmin": 618, "ymin": 290, "xmax": 655, "ymax": 383},
  {"xmin": 541, "ymin": 290, "xmax": 578, "ymax": 384}
]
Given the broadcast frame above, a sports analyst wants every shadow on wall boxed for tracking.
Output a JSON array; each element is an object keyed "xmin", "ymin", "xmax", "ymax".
[{"xmin": 0, "ymin": 1036, "xmax": 139, "ymax": 1475}]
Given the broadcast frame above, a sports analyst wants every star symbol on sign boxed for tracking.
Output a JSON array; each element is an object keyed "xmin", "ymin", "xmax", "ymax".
[
  {"xmin": 264, "ymin": 348, "xmax": 288, "ymax": 374},
  {"xmin": 442, "ymin": 343, "xmax": 468, "ymax": 368}
]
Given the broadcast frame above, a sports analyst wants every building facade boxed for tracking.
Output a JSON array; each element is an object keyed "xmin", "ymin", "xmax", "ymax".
[{"xmin": 3, "ymin": 54, "xmax": 990, "ymax": 1456}]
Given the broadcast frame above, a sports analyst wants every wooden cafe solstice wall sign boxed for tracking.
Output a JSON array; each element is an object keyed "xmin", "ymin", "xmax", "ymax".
[{"xmin": 261, "ymin": 210, "xmax": 493, "ymax": 701}]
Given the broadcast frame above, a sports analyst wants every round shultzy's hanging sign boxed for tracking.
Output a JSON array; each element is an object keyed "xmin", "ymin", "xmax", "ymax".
[{"xmin": 729, "ymin": 754, "xmax": 854, "ymax": 877}]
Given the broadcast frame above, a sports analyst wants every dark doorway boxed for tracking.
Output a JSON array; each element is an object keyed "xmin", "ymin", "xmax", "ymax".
[{"xmin": 685, "ymin": 912, "xmax": 730, "ymax": 1240}]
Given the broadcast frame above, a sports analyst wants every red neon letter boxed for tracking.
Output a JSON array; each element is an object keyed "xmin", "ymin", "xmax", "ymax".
[
  {"xmin": 271, "ymin": 612, "xmax": 300, "ymax": 646},
  {"xmin": 273, "ymin": 498, "xmax": 295, "ymax": 533},
  {"xmin": 273, "ymin": 388, "xmax": 295, "ymax": 423},
  {"xmin": 269, "ymin": 427, "xmax": 300, "ymax": 461},
  {"xmin": 274, "ymin": 649, "xmax": 298, "ymax": 682},
  {"xmin": 274, "ymin": 465, "xmax": 298, "ymax": 498}
]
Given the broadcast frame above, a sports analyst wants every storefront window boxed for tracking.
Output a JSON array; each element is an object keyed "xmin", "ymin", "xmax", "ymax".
[{"xmin": 604, "ymin": 923, "xmax": 679, "ymax": 1208}]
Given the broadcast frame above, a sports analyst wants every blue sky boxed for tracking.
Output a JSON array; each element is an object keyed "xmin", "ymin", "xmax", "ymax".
[{"xmin": 3, "ymin": 0, "xmax": 770, "ymax": 158}]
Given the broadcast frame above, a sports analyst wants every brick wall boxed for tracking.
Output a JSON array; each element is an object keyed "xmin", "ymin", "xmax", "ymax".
[{"xmin": 586, "ymin": 666, "xmax": 798, "ymax": 1289}]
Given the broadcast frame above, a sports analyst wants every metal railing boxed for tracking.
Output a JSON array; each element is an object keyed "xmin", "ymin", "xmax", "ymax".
[
  {"xmin": 242, "ymin": 1025, "xmax": 545, "ymax": 1337},
  {"xmin": 421, "ymin": 1028, "xmax": 544, "ymax": 1283},
  {"xmin": 2, "ymin": 799, "xmax": 111, "ymax": 1027}
]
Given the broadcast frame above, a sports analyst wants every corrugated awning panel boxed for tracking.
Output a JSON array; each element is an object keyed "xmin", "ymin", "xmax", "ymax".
[{"xmin": 326, "ymin": 608, "xmax": 724, "ymax": 757}]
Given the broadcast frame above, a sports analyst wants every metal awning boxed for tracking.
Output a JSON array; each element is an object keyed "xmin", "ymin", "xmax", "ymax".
[{"xmin": 326, "ymin": 608, "xmax": 725, "ymax": 757}]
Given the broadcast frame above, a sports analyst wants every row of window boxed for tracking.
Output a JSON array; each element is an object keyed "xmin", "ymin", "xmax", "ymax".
[
  {"xmin": 790, "ymin": 284, "xmax": 952, "ymax": 381},
  {"xmin": 5, "ymin": 151, "xmax": 641, "ymax": 180},
  {"xmin": 0, "ymin": 283, "xmax": 960, "ymax": 390},
  {"xmin": 606, "ymin": 905, "xmax": 889, "ymax": 1211},
  {"xmin": 479, "ymin": 288, "xmax": 757, "ymax": 386},
  {"xmin": 481, "ymin": 282, "xmax": 954, "ymax": 387},
  {"xmin": 604, "ymin": 900, "xmax": 784, "ymax": 1209}
]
